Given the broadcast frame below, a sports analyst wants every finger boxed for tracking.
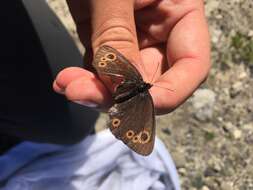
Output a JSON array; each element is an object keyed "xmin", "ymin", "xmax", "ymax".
[
  {"xmin": 139, "ymin": 46, "xmax": 168, "ymax": 82},
  {"xmin": 137, "ymin": 31, "xmax": 160, "ymax": 48},
  {"xmin": 53, "ymin": 67, "xmax": 111, "ymax": 108},
  {"xmin": 150, "ymin": 58, "xmax": 208, "ymax": 115},
  {"xmin": 90, "ymin": 0, "xmax": 148, "ymax": 78},
  {"xmin": 53, "ymin": 80, "xmax": 64, "ymax": 94},
  {"xmin": 135, "ymin": 0, "xmax": 172, "ymax": 45},
  {"xmin": 53, "ymin": 67, "xmax": 94, "ymax": 93},
  {"xmin": 134, "ymin": 0, "xmax": 158, "ymax": 10},
  {"xmin": 151, "ymin": 6, "xmax": 211, "ymax": 115},
  {"xmin": 64, "ymin": 75, "xmax": 111, "ymax": 108}
]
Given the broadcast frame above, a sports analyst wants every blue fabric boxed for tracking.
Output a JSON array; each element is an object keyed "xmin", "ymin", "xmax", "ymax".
[{"xmin": 0, "ymin": 130, "xmax": 180, "ymax": 190}]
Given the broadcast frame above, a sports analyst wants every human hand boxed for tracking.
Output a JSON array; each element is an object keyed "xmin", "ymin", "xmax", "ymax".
[{"xmin": 53, "ymin": 0, "xmax": 210, "ymax": 115}]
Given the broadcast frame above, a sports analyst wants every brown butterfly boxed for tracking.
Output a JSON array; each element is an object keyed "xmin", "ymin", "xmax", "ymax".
[{"xmin": 92, "ymin": 45, "xmax": 155, "ymax": 156}]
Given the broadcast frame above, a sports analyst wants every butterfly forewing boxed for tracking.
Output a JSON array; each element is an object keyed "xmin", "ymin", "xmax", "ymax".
[{"xmin": 92, "ymin": 45, "xmax": 142, "ymax": 81}]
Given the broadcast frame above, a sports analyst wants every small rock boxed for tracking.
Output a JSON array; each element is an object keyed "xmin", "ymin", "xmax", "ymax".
[
  {"xmin": 247, "ymin": 99, "xmax": 253, "ymax": 112},
  {"xmin": 248, "ymin": 30, "xmax": 253, "ymax": 37},
  {"xmin": 223, "ymin": 122, "xmax": 236, "ymax": 133},
  {"xmin": 205, "ymin": 1, "xmax": 220, "ymax": 16},
  {"xmin": 162, "ymin": 128, "xmax": 171, "ymax": 135},
  {"xmin": 217, "ymin": 117, "xmax": 223, "ymax": 122},
  {"xmin": 220, "ymin": 181, "xmax": 233, "ymax": 190},
  {"xmin": 204, "ymin": 177, "xmax": 221, "ymax": 189},
  {"xmin": 208, "ymin": 158, "xmax": 223, "ymax": 172},
  {"xmin": 238, "ymin": 71, "xmax": 248, "ymax": 79},
  {"xmin": 211, "ymin": 35, "xmax": 219, "ymax": 43},
  {"xmin": 213, "ymin": 162, "xmax": 222, "ymax": 172},
  {"xmin": 201, "ymin": 186, "xmax": 210, "ymax": 190},
  {"xmin": 215, "ymin": 14, "xmax": 223, "ymax": 19},
  {"xmin": 223, "ymin": 122, "xmax": 243, "ymax": 139},
  {"xmin": 191, "ymin": 89, "xmax": 216, "ymax": 121},
  {"xmin": 245, "ymin": 132, "xmax": 253, "ymax": 144},
  {"xmin": 178, "ymin": 168, "xmax": 187, "ymax": 176},
  {"xmin": 243, "ymin": 122, "xmax": 253, "ymax": 131},
  {"xmin": 222, "ymin": 87, "xmax": 230, "ymax": 96},
  {"xmin": 233, "ymin": 129, "xmax": 242, "ymax": 139},
  {"xmin": 204, "ymin": 167, "xmax": 218, "ymax": 177},
  {"xmin": 173, "ymin": 152, "xmax": 187, "ymax": 168},
  {"xmin": 211, "ymin": 28, "xmax": 222, "ymax": 43},
  {"xmin": 230, "ymin": 81, "xmax": 243, "ymax": 98}
]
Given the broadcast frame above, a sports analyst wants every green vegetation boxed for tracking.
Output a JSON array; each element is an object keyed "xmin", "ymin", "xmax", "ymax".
[
  {"xmin": 231, "ymin": 32, "xmax": 253, "ymax": 66},
  {"xmin": 191, "ymin": 174, "xmax": 205, "ymax": 189},
  {"xmin": 204, "ymin": 131, "xmax": 215, "ymax": 141}
]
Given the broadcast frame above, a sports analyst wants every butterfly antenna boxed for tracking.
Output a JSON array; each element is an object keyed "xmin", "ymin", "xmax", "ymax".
[
  {"xmin": 150, "ymin": 55, "xmax": 160, "ymax": 84},
  {"xmin": 152, "ymin": 84, "xmax": 174, "ymax": 92},
  {"xmin": 149, "ymin": 52, "xmax": 174, "ymax": 92}
]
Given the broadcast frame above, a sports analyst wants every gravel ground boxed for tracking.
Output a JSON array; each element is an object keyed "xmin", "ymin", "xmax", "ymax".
[{"xmin": 47, "ymin": 1, "xmax": 253, "ymax": 189}]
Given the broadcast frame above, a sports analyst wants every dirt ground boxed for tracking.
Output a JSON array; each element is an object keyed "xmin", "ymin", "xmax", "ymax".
[{"xmin": 47, "ymin": 1, "xmax": 253, "ymax": 189}]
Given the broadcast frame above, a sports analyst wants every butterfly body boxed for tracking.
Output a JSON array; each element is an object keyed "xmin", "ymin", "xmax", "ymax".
[
  {"xmin": 92, "ymin": 45, "xmax": 155, "ymax": 156},
  {"xmin": 114, "ymin": 81, "xmax": 152, "ymax": 103}
]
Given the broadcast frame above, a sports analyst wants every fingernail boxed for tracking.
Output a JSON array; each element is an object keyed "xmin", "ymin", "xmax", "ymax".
[
  {"xmin": 74, "ymin": 101, "xmax": 98, "ymax": 108},
  {"xmin": 53, "ymin": 80, "xmax": 65, "ymax": 94}
]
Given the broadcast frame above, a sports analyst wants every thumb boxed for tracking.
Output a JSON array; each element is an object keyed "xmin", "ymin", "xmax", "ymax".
[
  {"xmin": 90, "ymin": 0, "xmax": 145, "ymax": 77},
  {"xmin": 54, "ymin": 0, "xmax": 142, "ymax": 111}
]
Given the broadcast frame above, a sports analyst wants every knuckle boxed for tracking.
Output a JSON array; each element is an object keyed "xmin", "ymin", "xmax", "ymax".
[{"xmin": 92, "ymin": 19, "xmax": 137, "ymax": 49}]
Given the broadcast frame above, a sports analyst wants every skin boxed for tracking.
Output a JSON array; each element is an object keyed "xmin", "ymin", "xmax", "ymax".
[{"xmin": 54, "ymin": 0, "xmax": 211, "ymax": 115}]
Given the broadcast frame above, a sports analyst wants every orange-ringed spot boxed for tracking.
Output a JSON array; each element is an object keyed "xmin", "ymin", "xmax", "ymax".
[
  {"xmin": 112, "ymin": 118, "xmax": 120, "ymax": 128},
  {"xmin": 126, "ymin": 130, "xmax": 135, "ymax": 139},
  {"xmin": 139, "ymin": 131, "xmax": 150, "ymax": 144},
  {"xmin": 98, "ymin": 61, "xmax": 107, "ymax": 67},
  {"xmin": 100, "ymin": 57, "xmax": 107, "ymax": 62},
  {"xmin": 105, "ymin": 53, "xmax": 116, "ymax": 61},
  {"xmin": 132, "ymin": 135, "xmax": 139, "ymax": 143}
]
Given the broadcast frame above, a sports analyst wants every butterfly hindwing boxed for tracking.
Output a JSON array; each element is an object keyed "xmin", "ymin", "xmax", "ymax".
[{"xmin": 108, "ymin": 91, "xmax": 155, "ymax": 156}]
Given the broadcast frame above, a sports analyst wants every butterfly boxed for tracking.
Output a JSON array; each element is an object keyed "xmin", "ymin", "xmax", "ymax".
[{"xmin": 92, "ymin": 45, "xmax": 155, "ymax": 156}]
